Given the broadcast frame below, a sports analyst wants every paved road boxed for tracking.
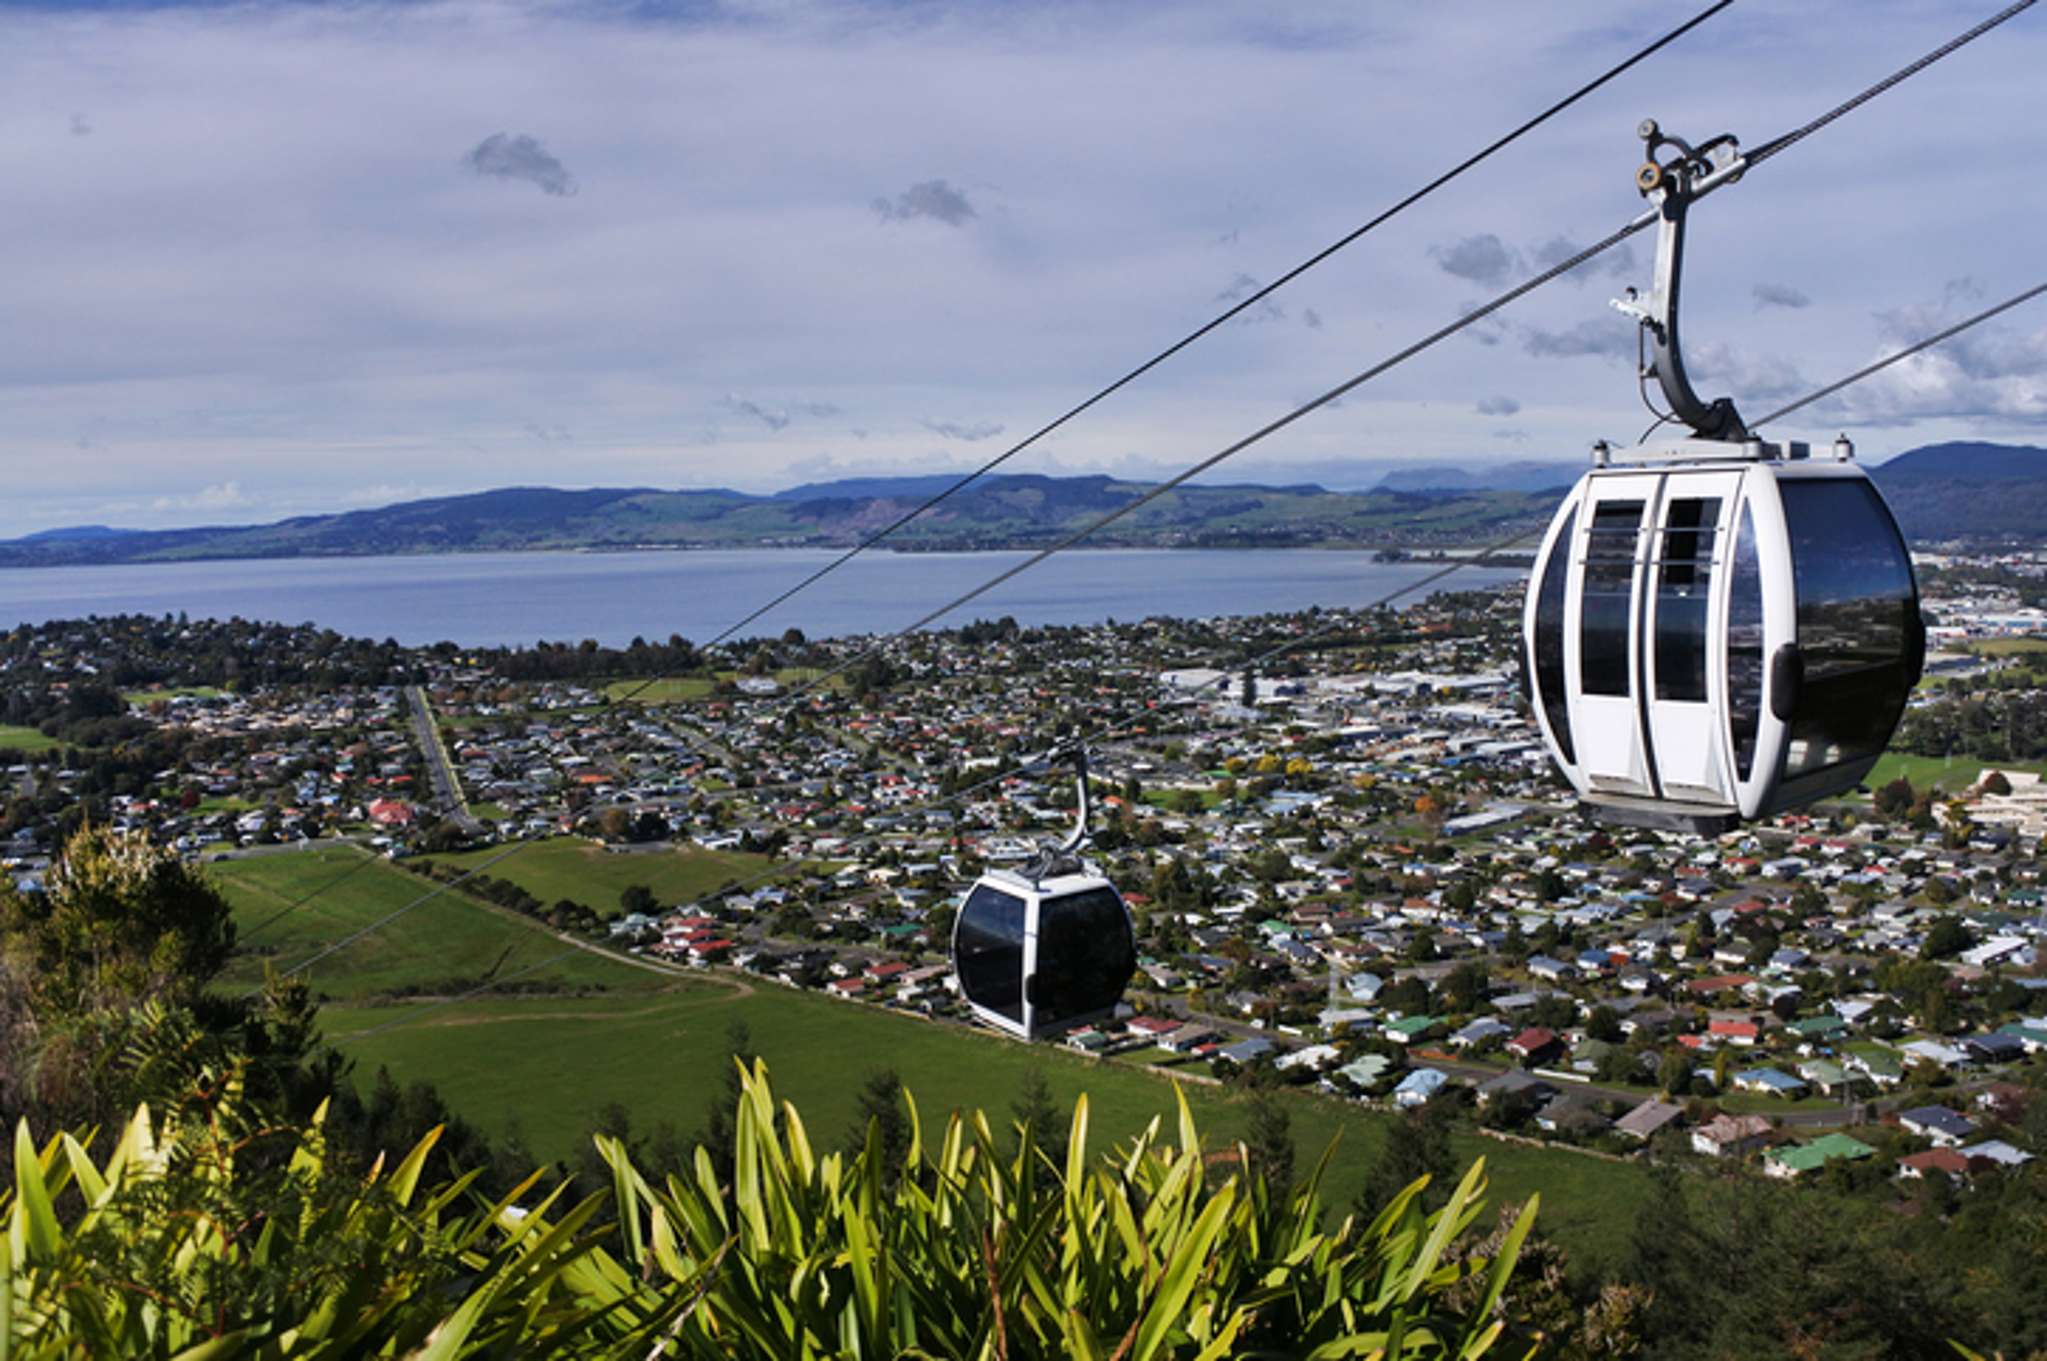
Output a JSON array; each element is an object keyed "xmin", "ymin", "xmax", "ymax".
[{"xmin": 406, "ymin": 686, "xmax": 482, "ymax": 836}]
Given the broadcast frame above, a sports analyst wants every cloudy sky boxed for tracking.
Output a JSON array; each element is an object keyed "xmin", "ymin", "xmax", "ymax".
[{"xmin": 1, "ymin": 0, "xmax": 2042, "ymax": 537}]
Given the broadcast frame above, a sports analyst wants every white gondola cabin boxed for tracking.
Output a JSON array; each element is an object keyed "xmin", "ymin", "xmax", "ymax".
[
  {"xmin": 1520, "ymin": 120, "xmax": 1924, "ymax": 831},
  {"xmin": 1524, "ymin": 437, "xmax": 1922, "ymax": 833},
  {"xmin": 948, "ymin": 742, "xmax": 1136, "ymax": 1041}
]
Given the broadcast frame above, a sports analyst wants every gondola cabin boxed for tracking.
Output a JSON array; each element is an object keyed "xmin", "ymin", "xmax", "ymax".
[
  {"xmin": 951, "ymin": 866, "xmax": 1136, "ymax": 1041},
  {"xmin": 1523, "ymin": 436, "xmax": 1924, "ymax": 833}
]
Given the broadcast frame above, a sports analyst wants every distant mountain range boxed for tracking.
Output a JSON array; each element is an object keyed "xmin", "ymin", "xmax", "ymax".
[{"xmin": 4, "ymin": 442, "xmax": 2040, "ymax": 567}]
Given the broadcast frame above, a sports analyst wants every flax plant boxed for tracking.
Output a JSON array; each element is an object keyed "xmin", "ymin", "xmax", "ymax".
[{"xmin": 6, "ymin": 1058, "xmax": 1535, "ymax": 1359}]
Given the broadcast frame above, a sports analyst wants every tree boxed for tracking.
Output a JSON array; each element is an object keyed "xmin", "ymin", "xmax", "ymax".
[
  {"xmin": 1441, "ymin": 960, "xmax": 1489, "ymax": 1014},
  {"xmin": 1659, "ymin": 1048, "xmax": 1695, "ymax": 1098},
  {"xmin": 1586, "ymin": 1005, "xmax": 1623, "ymax": 1043},
  {"xmin": 1, "ymin": 823, "xmax": 236, "ymax": 1021},
  {"xmin": 694, "ymin": 1022, "xmax": 757, "ymax": 1185},
  {"xmin": 619, "ymin": 883, "xmax": 656, "ymax": 916},
  {"xmin": 1010, "ymin": 1066, "xmax": 1067, "ymax": 1170},
  {"xmin": 1244, "ymin": 1091, "xmax": 1296, "ymax": 1200},
  {"xmin": 843, "ymin": 1067, "xmax": 912, "ymax": 1185},
  {"xmin": 1920, "ymin": 914, "xmax": 1972, "ymax": 959},
  {"xmin": 1874, "ymin": 776, "xmax": 1917, "ymax": 818},
  {"xmin": 1358, "ymin": 1100, "xmax": 1453, "ymax": 1218}
]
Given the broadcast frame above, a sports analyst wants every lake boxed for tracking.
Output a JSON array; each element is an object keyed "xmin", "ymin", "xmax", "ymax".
[{"xmin": 1, "ymin": 549, "xmax": 1526, "ymax": 648}]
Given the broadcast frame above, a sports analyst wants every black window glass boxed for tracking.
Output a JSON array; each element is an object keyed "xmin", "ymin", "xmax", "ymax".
[
  {"xmin": 954, "ymin": 883, "xmax": 1025, "ymax": 1023},
  {"xmin": 1727, "ymin": 502, "xmax": 1764, "ymax": 780},
  {"xmin": 1780, "ymin": 478, "xmax": 1917, "ymax": 779},
  {"xmin": 1534, "ymin": 508, "xmax": 1577, "ymax": 763},
  {"xmin": 1654, "ymin": 497, "xmax": 1720, "ymax": 702},
  {"xmin": 1580, "ymin": 500, "xmax": 1643, "ymax": 697},
  {"xmin": 1032, "ymin": 886, "xmax": 1136, "ymax": 1030}
]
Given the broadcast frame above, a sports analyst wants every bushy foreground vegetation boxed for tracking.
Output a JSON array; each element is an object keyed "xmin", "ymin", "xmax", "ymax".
[{"xmin": 6, "ymin": 1047, "xmax": 1535, "ymax": 1359}]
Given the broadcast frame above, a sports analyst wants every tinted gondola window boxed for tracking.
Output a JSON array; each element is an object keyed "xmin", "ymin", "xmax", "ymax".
[
  {"xmin": 1580, "ymin": 500, "xmax": 1644, "ymax": 696},
  {"xmin": 954, "ymin": 883, "xmax": 1026, "ymax": 1024},
  {"xmin": 1032, "ymin": 887, "xmax": 1135, "ymax": 1030},
  {"xmin": 1727, "ymin": 502, "xmax": 1764, "ymax": 780},
  {"xmin": 1779, "ymin": 478, "xmax": 1916, "ymax": 779},
  {"xmin": 1533, "ymin": 508, "xmax": 1577, "ymax": 763},
  {"xmin": 1654, "ymin": 497, "xmax": 1721, "ymax": 702}
]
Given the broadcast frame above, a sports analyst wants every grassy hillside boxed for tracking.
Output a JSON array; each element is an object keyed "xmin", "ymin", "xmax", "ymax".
[
  {"xmin": 320, "ymin": 982, "xmax": 1646, "ymax": 1281},
  {"xmin": 211, "ymin": 844, "xmax": 1654, "ymax": 1284},
  {"xmin": 414, "ymin": 836, "xmax": 773, "ymax": 914},
  {"xmin": 210, "ymin": 844, "xmax": 668, "ymax": 1000}
]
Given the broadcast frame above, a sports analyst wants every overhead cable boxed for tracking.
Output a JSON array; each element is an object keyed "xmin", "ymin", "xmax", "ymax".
[
  {"xmin": 1752, "ymin": 280, "xmax": 2047, "ymax": 429},
  {"xmin": 1744, "ymin": 0, "xmax": 2036, "ymax": 170},
  {"xmin": 630, "ymin": 0, "xmax": 1739, "ymax": 681}
]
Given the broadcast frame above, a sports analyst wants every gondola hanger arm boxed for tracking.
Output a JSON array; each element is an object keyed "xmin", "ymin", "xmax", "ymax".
[{"xmin": 1619, "ymin": 118, "xmax": 1752, "ymax": 442}]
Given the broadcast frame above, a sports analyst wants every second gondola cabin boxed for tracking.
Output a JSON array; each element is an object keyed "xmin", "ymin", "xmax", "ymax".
[
  {"xmin": 1523, "ymin": 435, "xmax": 1923, "ymax": 833},
  {"xmin": 952, "ymin": 865, "xmax": 1136, "ymax": 1042}
]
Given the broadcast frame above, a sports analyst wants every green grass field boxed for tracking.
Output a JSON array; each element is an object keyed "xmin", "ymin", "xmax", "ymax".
[
  {"xmin": 123, "ymin": 685, "xmax": 224, "ymax": 703},
  {"xmin": 604, "ymin": 668, "xmax": 836, "ymax": 705},
  {"xmin": 1965, "ymin": 636, "xmax": 2047, "ymax": 657},
  {"xmin": 416, "ymin": 836, "xmax": 773, "ymax": 915},
  {"xmin": 1860, "ymin": 751, "xmax": 2043, "ymax": 799},
  {"xmin": 210, "ymin": 846, "xmax": 671, "ymax": 1001},
  {"xmin": 0, "ymin": 724, "xmax": 58, "ymax": 753},
  {"xmin": 223, "ymin": 848, "xmax": 1653, "ymax": 1280},
  {"xmin": 604, "ymin": 677, "xmax": 714, "ymax": 703},
  {"xmin": 322, "ymin": 984, "xmax": 1647, "ymax": 1279}
]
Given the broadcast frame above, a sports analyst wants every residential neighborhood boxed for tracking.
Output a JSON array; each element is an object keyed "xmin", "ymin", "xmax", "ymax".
[{"xmin": 6, "ymin": 556, "xmax": 2047, "ymax": 1193}]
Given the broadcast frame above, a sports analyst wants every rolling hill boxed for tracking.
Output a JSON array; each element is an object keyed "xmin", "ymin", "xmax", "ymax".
[{"xmin": 6, "ymin": 441, "xmax": 2040, "ymax": 567}]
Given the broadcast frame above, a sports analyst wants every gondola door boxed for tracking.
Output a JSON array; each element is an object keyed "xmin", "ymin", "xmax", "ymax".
[
  {"xmin": 1641, "ymin": 473, "xmax": 1743, "ymax": 807},
  {"xmin": 1566, "ymin": 473, "xmax": 1660, "ymax": 799}
]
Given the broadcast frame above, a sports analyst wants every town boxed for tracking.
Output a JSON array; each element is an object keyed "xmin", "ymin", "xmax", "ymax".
[{"xmin": 6, "ymin": 550, "xmax": 2047, "ymax": 1195}]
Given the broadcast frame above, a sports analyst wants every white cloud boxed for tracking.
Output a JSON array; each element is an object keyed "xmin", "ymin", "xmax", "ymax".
[
  {"xmin": 0, "ymin": 0, "xmax": 2039, "ymax": 536},
  {"xmin": 151, "ymin": 481, "xmax": 253, "ymax": 512}
]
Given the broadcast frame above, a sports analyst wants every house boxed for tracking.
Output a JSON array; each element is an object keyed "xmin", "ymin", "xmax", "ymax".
[
  {"xmin": 1796, "ymin": 1059, "xmax": 1856, "ymax": 1096},
  {"xmin": 1959, "ymin": 1139, "xmax": 2034, "ymax": 1170},
  {"xmin": 1450, "ymin": 1016, "xmax": 1512, "ymax": 1049},
  {"xmin": 1506, "ymin": 1027, "xmax": 1562, "ymax": 1064},
  {"xmin": 1787, "ymin": 1014, "xmax": 1848, "ymax": 1046},
  {"xmin": 1526, "ymin": 955, "xmax": 1576, "ymax": 983},
  {"xmin": 1614, "ymin": 1099, "xmax": 1684, "ymax": 1142},
  {"xmin": 1733, "ymin": 1067, "xmax": 1808, "ymax": 1099},
  {"xmin": 1534, "ymin": 1094, "xmax": 1609, "ymax": 1137},
  {"xmin": 1475, "ymin": 1069, "xmax": 1552, "ymax": 1109},
  {"xmin": 1960, "ymin": 1032, "xmax": 2026, "ymax": 1064},
  {"xmin": 1898, "ymin": 1148, "xmax": 1974, "ymax": 1182},
  {"xmin": 1900, "ymin": 1039, "xmax": 1970, "ymax": 1069},
  {"xmin": 1998, "ymin": 1020, "xmax": 2047, "ymax": 1054},
  {"xmin": 1382, "ymin": 1015, "xmax": 1441, "ymax": 1046},
  {"xmin": 1391, "ymin": 1067, "xmax": 1449, "ymax": 1108},
  {"xmin": 1124, "ymin": 1014, "xmax": 1181, "ymax": 1044},
  {"xmin": 1765, "ymin": 1133, "xmax": 1875, "ymax": 1179},
  {"xmin": 1691, "ymin": 1113, "xmax": 1774, "ymax": 1158},
  {"xmin": 1333, "ymin": 1054, "xmax": 1395, "ymax": 1091},
  {"xmin": 1216, "ymin": 1036, "xmax": 1276, "ymax": 1066},
  {"xmin": 1160, "ymin": 1024, "xmax": 1217, "ymax": 1054},
  {"xmin": 1897, "ymin": 1105, "xmax": 1977, "ymax": 1147},
  {"xmin": 1844, "ymin": 1047, "xmax": 1904, "ymax": 1087},
  {"xmin": 1709, "ymin": 1018, "xmax": 1762, "ymax": 1047}
]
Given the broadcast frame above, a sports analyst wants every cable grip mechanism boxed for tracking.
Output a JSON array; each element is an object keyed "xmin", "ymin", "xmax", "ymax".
[{"xmin": 1614, "ymin": 118, "xmax": 1752, "ymax": 441}]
